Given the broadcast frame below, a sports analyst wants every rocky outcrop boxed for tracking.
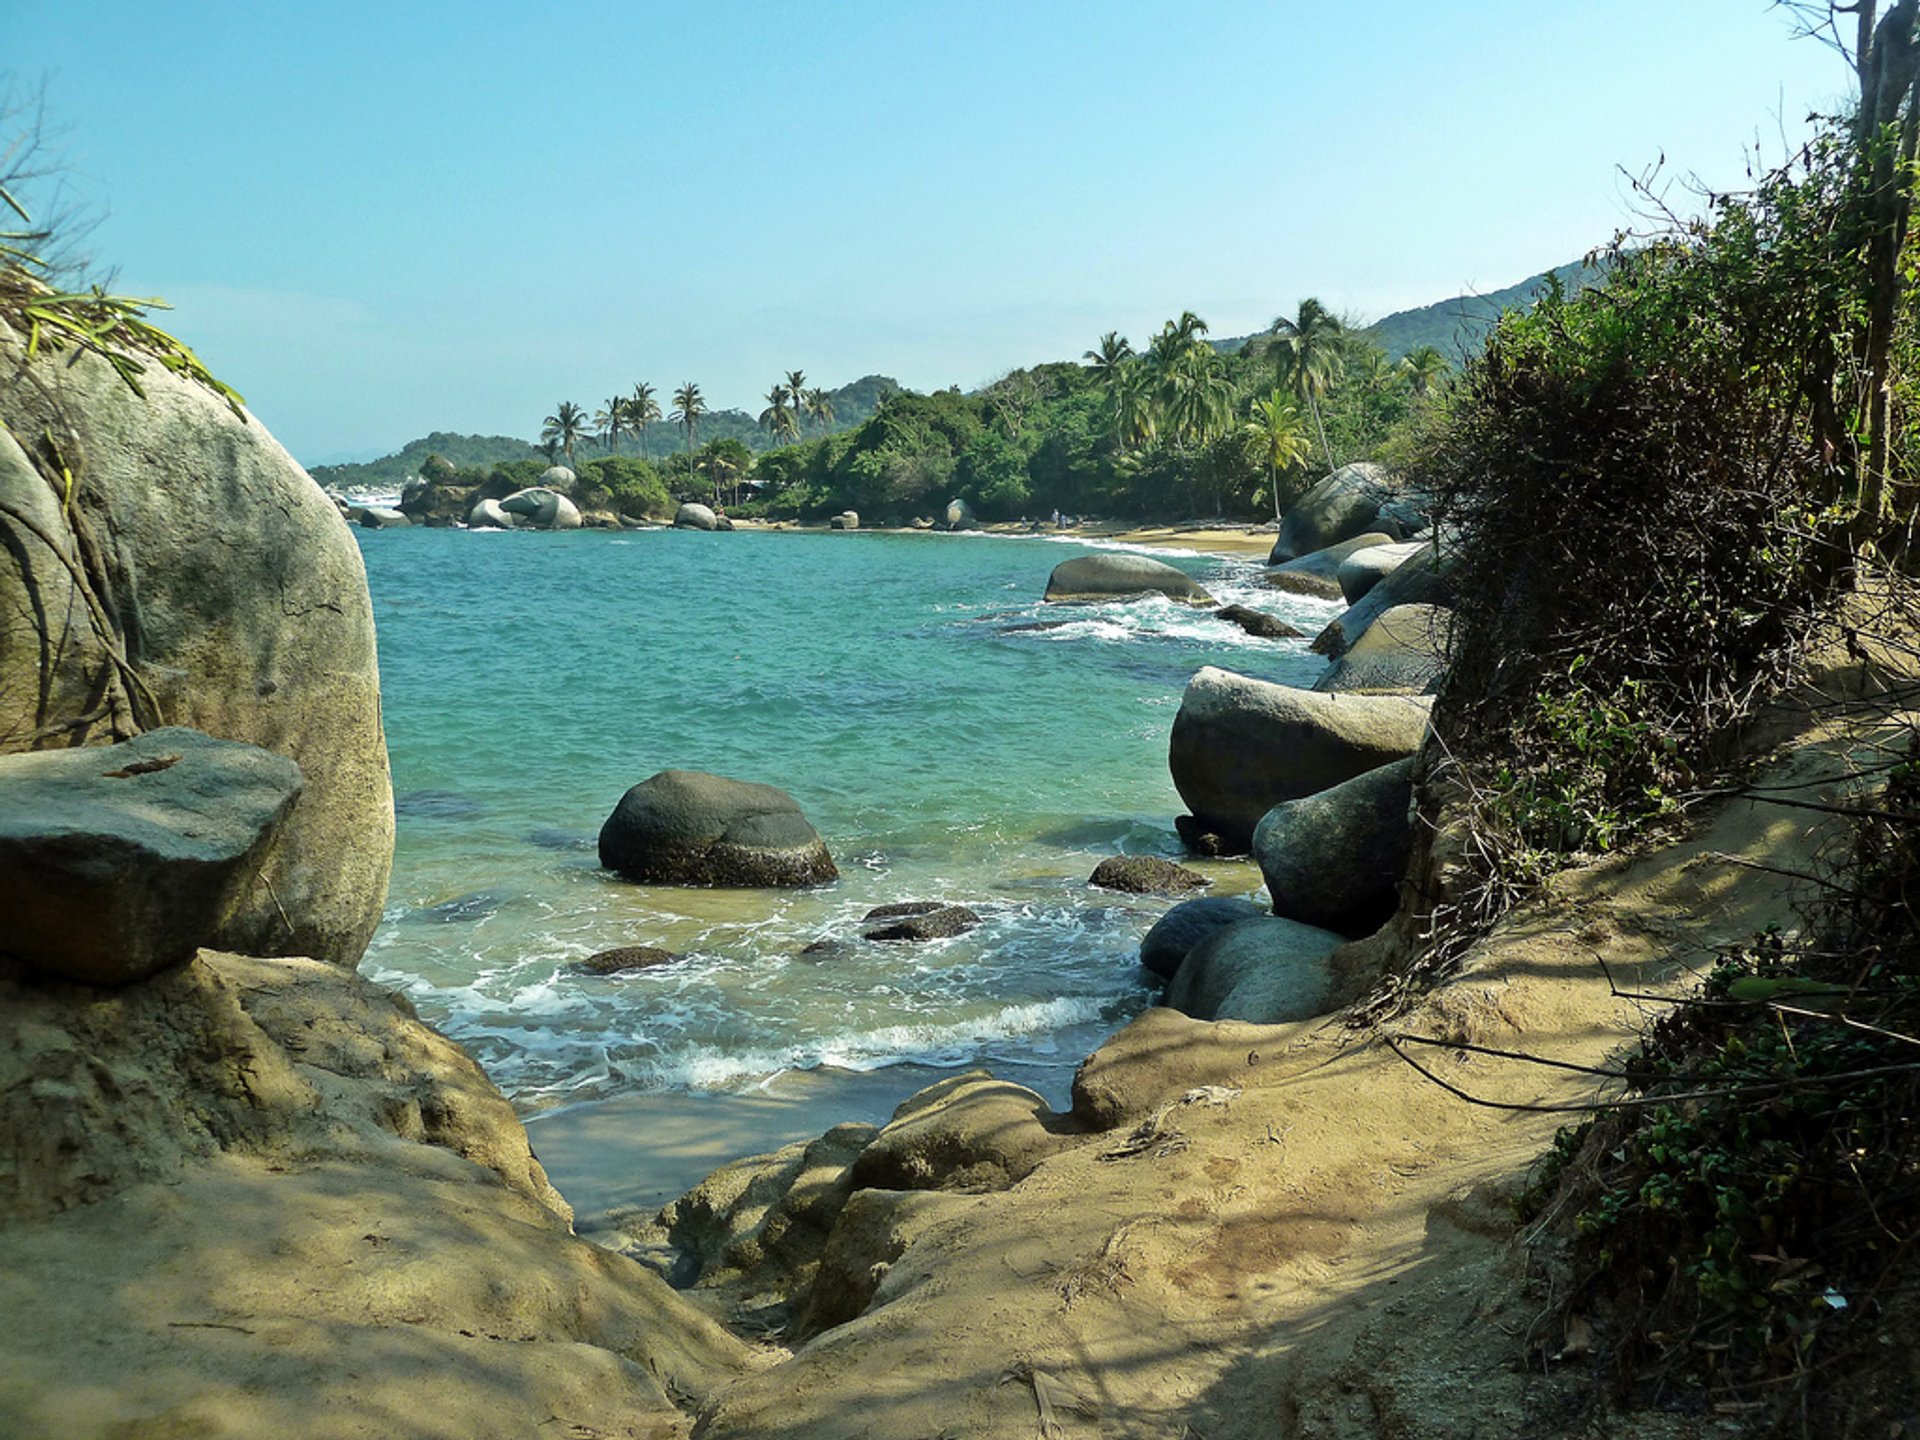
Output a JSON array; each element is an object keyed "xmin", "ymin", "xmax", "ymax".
[
  {"xmin": 1263, "ymin": 530, "xmax": 1394, "ymax": 599},
  {"xmin": 1313, "ymin": 540, "xmax": 1453, "ymax": 657},
  {"xmin": 0, "ymin": 325, "xmax": 392, "ymax": 968},
  {"xmin": 499, "ymin": 485, "xmax": 583, "ymax": 530},
  {"xmin": 849, "ymin": 1072, "xmax": 1070, "ymax": 1194},
  {"xmin": 1269, "ymin": 463, "xmax": 1397, "ymax": 563},
  {"xmin": 599, "ymin": 769, "xmax": 838, "ymax": 887},
  {"xmin": 1315, "ymin": 602, "xmax": 1455, "ymax": 694},
  {"xmin": 1169, "ymin": 667, "xmax": 1431, "ymax": 845},
  {"xmin": 1138, "ymin": 895, "xmax": 1266, "ymax": 980},
  {"xmin": 0, "ymin": 948, "xmax": 750, "ymax": 1437},
  {"xmin": 675, "ymin": 502, "xmax": 720, "ymax": 530},
  {"xmin": 1161, "ymin": 914, "xmax": 1344, "ymax": 1022},
  {"xmin": 1044, "ymin": 553, "xmax": 1213, "ymax": 606},
  {"xmin": 1252, "ymin": 756, "xmax": 1416, "ymax": 934},
  {"xmin": 860, "ymin": 902, "xmax": 981, "ymax": 941},
  {"xmin": 0, "ymin": 728, "xmax": 302, "ymax": 985},
  {"xmin": 1088, "ymin": 855, "xmax": 1211, "ymax": 895}
]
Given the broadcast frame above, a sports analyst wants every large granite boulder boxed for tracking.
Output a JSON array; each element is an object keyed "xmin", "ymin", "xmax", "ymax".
[
  {"xmin": 1312, "ymin": 541, "xmax": 1454, "ymax": 657},
  {"xmin": 357, "ymin": 506, "xmax": 411, "ymax": 528},
  {"xmin": 675, "ymin": 502, "xmax": 720, "ymax": 530},
  {"xmin": 0, "ymin": 324, "xmax": 393, "ymax": 968},
  {"xmin": 1263, "ymin": 531, "xmax": 1394, "ymax": 600},
  {"xmin": 1252, "ymin": 756, "xmax": 1416, "ymax": 934},
  {"xmin": 830, "ymin": 510, "xmax": 860, "ymax": 530},
  {"xmin": 500, "ymin": 486, "xmax": 582, "ymax": 530},
  {"xmin": 1162, "ymin": 915, "xmax": 1344, "ymax": 1023},
  {"xmin": 1337, "ymin": 541, "xmax": 1426, "ymax": 603},
  {"xmin": 1044, "ymin": 553, "xmax": 1213, "ymax": 606},
  {"xmin": 0, "ymin": 728, "xmax": 303, "ymax": 984},
  {"xmin": 467, "ymin": 496, "xmax": 515, "ymax": 529},
  {"xmin": 539, "ymin": 464, "xmax": 577, "ymax": 490},
  {"xmin": 599, "ymin": 769, "xmax": 837, "ymax": 887},
  {"xmin": 1169, "ymin": 667, "xmax": 1431, "ymax": 845},
  {"xmin": 943, "ymin": 497, "xmax": 978, "ymax": 531},
  {"xmin": 1315, "ymin": 603, "xmax": 1454, "ymax": 695},
  {"xmin": 1269, "ymin": 463, "xmax": 1397, "ymax": 563},
  {"xmin": 1138, "ymin": 895, "xmax": 1266, "ymax": 981}
]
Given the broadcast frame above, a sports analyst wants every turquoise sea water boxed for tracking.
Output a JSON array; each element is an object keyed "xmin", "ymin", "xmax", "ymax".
[{"xmin": 354, "ymin": 527, "xmax": 1341, "ymax": 1118}]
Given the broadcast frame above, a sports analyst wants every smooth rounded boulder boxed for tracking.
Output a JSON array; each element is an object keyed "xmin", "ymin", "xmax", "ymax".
[
  {"xmin": 1139, "ymin": 895, "xmax": 1265, "ymax": 980},
  {"xmin": 500, "ymin": 486, "xmax": 582, "ymax": 530},
  {"xmin": 1337, "ymin": 541, "xmax": 1426, "ymax": 604},
  {"xmin": 0, "ymin": 728, "xmax": 303, "ymax": 985},
  {"xmin": 1162, "ymin": 915, "xmax": 1345, "ymax": 1023},
  {"xmin": 1045, "ymin": 553, "xmax": 1213, "ymax": 606},
  {"xmin": 830, "ymin": 510, "xmax": 860, "ymax": 530},
  {"xmin": 1169, "ymin": 667, "xmax": 1430, "ymax": 845},
  {"xmin": 1263, "ymin": 531, "xmax": 1394, "ymax": 600},
  {"xmin": 1315, "ymin": 604, "xmax": 1455, "ymax": 695},
  {"xmin": 1252, "ymin": 756, "xmax": 1416, "ymax": 935},
  {"xmin": 943, "ymin": 497, "xmax": 978, "ymax": 531},
  {"xmin": 599, "ymin": 769, "xmax": 837, "ymax": 887},
  {"xmin": 357, "ymin": 506, "xmax": 411, "ymax": 529},
  {"xmin": 675, "ymin": 502, "xmax": 720, "ymax": 530},
  {"xmin": 1312, "ymin": 542, "xmax": 1454, "ymax": 658},
  {"xmin": 467, "ymin": 496, "xmax": 515, "ymax": 529},
  {"xmin": 1269, "ymin": 463, "xmax": 1397, "ymax": 563},
  {"xmin": 0, "ymin": 323, "xmax": 393, "ymax": 968}
]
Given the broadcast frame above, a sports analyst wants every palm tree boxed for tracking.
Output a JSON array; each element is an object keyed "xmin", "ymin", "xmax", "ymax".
[
  {"xmin": 1399, "ymin": 345, "xmax": 1451, "ymax": 398},
  {"xmin": 671, "ymin": 382, "xmax": 708, "ymax": 497},
  {"xmin": 1247, "ymin": 390, "xmax": 1314, "ymax": 520},
  {"xmin": 594, "ymin": 395, "xmax": 627, "ymax": 456},
  {"xmin": 759, "ymin": 385, "xmax": 798, "ymax": 446},
  {"xmin": 629, "ymin": 382, "xmax": 661, "ymax": 461},
  {"xmin": 1115, "ymin": 364, "xmax": 1158, "ymax": 449},
  {"xmin": 541, "ymin": 401, "xmax": 591, "ymax": 468},
  {"xmin": 784, "ymin": 370, "xmax": 807, "ymax": 426},
  {"xmin": 802, "ymin": 387, "xmax": 835, "ymax": 433},
  {"xmin": 1269, "ymin": 299, "xmax": 1344, "ymax": 473},
  {"xmin": 1082, "ymin": 331, "xmax": 1133, "ymax": 386},
  {"xmin": 1163, "ymin": 346, "xmax": 1234, "ymax": 450}
]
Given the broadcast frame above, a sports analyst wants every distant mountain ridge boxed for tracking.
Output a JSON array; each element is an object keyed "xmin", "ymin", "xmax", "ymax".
[{"xmin": 308, "ymin": 373, "xmax": 900, "ymax": 492}]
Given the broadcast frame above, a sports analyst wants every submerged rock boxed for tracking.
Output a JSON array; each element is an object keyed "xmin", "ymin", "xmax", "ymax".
[
  {"xmin": 0, "ymin": 727, "xmax": 302, "ymax": 985},
  {"xmin": 1169, "ymin": 667, "xmax": 1431, "ymax": 845},
  {"xmin": 860, "ymin": 901, "xmax": 982, "ymax": 942},
  {"xmin": 1087, "ymin": 855, "xmax": 1211, "ymax": 896},
  {"xmin": 1213, "ymin": 603, "xmax": 1302, "ymax": 638},
  {"xmin": 1044, "ymin": 553, "xmax": 1213, "ymax": 606},
  {"xmin": 598, "ymin": 769, "xmax": 838, "ymax": 887},
  {"xmin": 579, "ymin": 946, "xmax": 678, "ymax": 975},
  {"xmin": 1138, "ymin": 895, "xmax": 1266, "ymax": 981},
  {"xmin": 1252, "ymin": 756, "xmax": 1417, "ymax": 935}
]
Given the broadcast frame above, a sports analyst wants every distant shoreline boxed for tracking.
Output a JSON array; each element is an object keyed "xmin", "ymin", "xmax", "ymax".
[{"xmin": 723, "ymin": 517, "xmax": 1277, "ymax": 561}]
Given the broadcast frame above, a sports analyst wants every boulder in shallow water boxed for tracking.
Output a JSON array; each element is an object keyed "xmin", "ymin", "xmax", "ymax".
[
  {"xmin": 500, "ymin": 486, "xmax": 582, "ymax": 530},
  {"xmin": 675, "ymin": 502, "xmax": 720, "ymax": 530},
  {"xmin": 943, "ymin": 497, "xmax": 978, "ymax": 530},
  {"xmin": 0, "ymin": 727, "xmax": 302, "ymax": 985},
  {"xmin": 1044, "ymin": 553, "xmax": 1213, "ymax": 606},
  {"xmin": 598, "ymin": 769, "xmax": 837, "ymax": 887},
  {"xmin": 1138, "ymin": 895, "xmax": 1266, "ymax": 981},
  {"xmin": 1269, "ymin": 463, "xmax": 1397, "ymax": 563},
  {"xmin": 1087, "ymin": 855, "xmax": 1211, "ymax": 896},
  {"xmin": 1162, "ymin": 915, "xmax": 1344, "ymax": 1023},
  {"xmin": 1213, "ymin": 603, "xmax": 1301, "ymax": 639},
  {"xmin": 860, "ymin": 901, "xmax": 981, "ymax": 941},
  {"xmin": 1252, "ymin": 755, "xmax": 1416, "ymax": 934},
  {"xmin": 1169, "ymin": 667, "xmax": 1431, "ymax": 845},
  {"xmin": 358, "ymin": 506, "xmax": 411, "ymax": 528},
  {"xmin": 467, "ymin": 496, "xmax": 515, "ymax": 529},
  {"xmin": 1262, "ymin": 531, "xmax": 1394, "ymax": 599},
  {"xmin": 578, "ymin": 945, "xmax": 678, "ymax": 975}
]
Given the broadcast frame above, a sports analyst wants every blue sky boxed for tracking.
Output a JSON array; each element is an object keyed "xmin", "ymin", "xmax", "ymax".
[{"xmin": 8, "ymin": 2, "xmax": 1857, "ymax": 464}]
